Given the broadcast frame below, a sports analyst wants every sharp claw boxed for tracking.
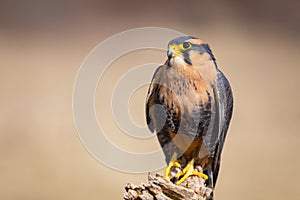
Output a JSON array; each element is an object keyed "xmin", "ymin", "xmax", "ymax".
[
  {"xmin": 176, "ymin": 172, "xmax": 190, "ymax": 184},
  {"xmin": 165, "ymin": 160, "xmax": 181, "ymax": 180},
  {"xmin": 174, "ymin": 162, "xmax": 181, "ymax": 168},
  {"xmin": 175, "ymin": 158, "xmax": 208, "ymax": 184},
  {"xmin": 194, "ymin": 171, "xmax": 208, "ymax": 180},
  {"xmin": 174, "ymin": 170, "xmax": 184, "ymax": 179}
]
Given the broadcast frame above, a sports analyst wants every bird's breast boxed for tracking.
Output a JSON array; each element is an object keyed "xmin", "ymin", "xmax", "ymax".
[{"xmin": 166, "ymin": 68, "xmax": 212, "ymax": 115}]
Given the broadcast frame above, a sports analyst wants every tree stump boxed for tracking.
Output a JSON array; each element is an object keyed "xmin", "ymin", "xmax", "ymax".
[{"xmin": 124, "ymin": 166, "xmax": 212, "ymax": 200}]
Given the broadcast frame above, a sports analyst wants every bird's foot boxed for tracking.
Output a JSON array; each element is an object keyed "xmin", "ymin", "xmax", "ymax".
[
  {"xmin": 175, "ymin": 158, "xmax": 208, "ymax": 185},
  {"xmin": 165, "ymin": 160, "xmax": 181, "ymax": 181}
]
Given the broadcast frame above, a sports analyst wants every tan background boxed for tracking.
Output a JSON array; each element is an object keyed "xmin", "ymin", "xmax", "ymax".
[{"xmin": 1, "ymin": 1, "xmax": 300, "ymax": 199}]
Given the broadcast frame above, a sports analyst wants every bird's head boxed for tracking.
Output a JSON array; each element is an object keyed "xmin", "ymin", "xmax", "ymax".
[{"xmin": 167, "ymin": 36, "xmax": 216, "ymax": 67}]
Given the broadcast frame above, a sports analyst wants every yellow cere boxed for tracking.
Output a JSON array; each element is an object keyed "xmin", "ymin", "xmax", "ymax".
[
  {"xmin": 169, "ymin": 44, "xmax": 182, "ymax": 58},
  {"xmin": 169, "ymin": 42, "xmax": 192, "ymax": 58}
]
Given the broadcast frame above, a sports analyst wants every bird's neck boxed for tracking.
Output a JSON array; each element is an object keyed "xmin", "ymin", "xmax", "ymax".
[
  {"xmin": 189, "ymin": 52, "xmax": 218, "ymax": 85},
  {"xmin": 166, "ymin": 55, "xmax": 218, "ymax": 85},
  {"xmin": 195, "ymin": 61, "xmax": 218, "ymax": 85}
]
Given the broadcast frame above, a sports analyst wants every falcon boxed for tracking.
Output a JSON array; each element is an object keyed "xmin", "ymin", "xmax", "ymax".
[{"xmin": 146, "ymin": 36, "xmax": 233, "ymax": 193}]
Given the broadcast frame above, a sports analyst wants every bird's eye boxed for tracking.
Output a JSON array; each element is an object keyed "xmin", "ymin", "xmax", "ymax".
[{"xmin": 182, "ymin": 42, "xmax": 192, "ymax": 50}]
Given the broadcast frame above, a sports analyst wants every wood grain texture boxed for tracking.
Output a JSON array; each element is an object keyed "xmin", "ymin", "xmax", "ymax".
[{"xmin": 124, "ymin": 167, "xmax": 212, "ymax": 200}]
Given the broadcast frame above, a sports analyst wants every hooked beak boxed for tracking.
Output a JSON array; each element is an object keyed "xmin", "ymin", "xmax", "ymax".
[{"xmin": 167, "ymin": 50, "xmax": 174, "ymax": 59}]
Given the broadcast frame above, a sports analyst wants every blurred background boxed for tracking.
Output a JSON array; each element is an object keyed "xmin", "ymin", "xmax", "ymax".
[{"xmin": 1, "ymin": 0, "xmax": 300, "ymax": 199}]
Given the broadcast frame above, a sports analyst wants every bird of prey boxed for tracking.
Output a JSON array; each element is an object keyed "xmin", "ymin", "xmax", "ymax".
[{"xmin": 146, "ymin": 36, "xmax": 233, "ymax": 193}]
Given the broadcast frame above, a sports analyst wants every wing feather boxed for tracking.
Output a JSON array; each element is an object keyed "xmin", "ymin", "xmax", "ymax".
[
  {"xmin": 212, "ymin": 70, "xmax": 234, "ymax": 186},
  {"xmin": 145, "ymin": 65, "xmax": 180, "ymax": 163}
]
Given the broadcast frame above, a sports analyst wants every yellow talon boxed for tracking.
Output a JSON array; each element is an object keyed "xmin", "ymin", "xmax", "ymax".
[
  {"xmin": 175, "ymin": 158, "xmax": 208, "ymax": 185},
  {"xmin": 165, "ymin": 160, "xmax": 181, "ymax": 180}
]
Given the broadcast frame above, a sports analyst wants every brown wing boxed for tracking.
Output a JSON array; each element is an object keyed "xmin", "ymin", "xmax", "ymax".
[{"xmin": 146, "ymin": 65, "xmax": 181, "ymax": 163}]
